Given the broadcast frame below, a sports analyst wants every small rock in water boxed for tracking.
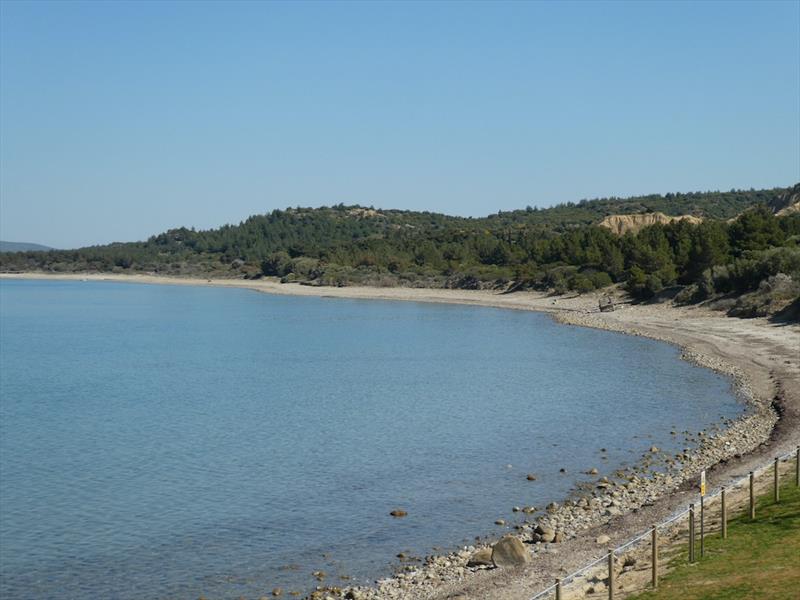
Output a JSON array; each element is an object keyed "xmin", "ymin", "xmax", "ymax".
[
  {"xmin": 272, "ymin": 588, "xmax": 283, "ymax": 597},
  {"xmin": 559, "ymin": 468, "xmax": 566, "ymax": 473},
  {"xmin": 588, "ymin": 468, "xmax": 599, "ymax": 475},
  {"xmin": 494, "ymin": 519, "xmax": 506, "ymax": 526},
  {"xmin": 526, "ymin": 474, "xmax": 537, "ymax": 481},
  {"xmin": 389, "ymin": 510, "xmax": 407, "ymax": 518},
  {"xmin": 512, "ymin": 506, "xmax": 521, "ymax": 512},
  {"xmin": 650, "ymin": 446, "xmax": 659, "ymax": 453}
]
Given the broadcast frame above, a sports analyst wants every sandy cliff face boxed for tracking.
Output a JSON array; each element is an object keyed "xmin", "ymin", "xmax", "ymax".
[
  {"xmin": 598, "ymin": 212, "xmax": 703, "ymax": 235},
  {"xmin": 770, "ymin": 183, "xmax": 800, "ymax": 216},
  {"xmin": 776, "ymin": 201, "xmax": 800, "ymax": 216}
]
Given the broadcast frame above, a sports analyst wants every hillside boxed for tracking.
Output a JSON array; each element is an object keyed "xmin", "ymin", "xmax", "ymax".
[
  {"xmin": 0, "ymin": 241, "xmax": 53, "ymax": 253},
  {"xmin": 1, "ymin": 185, "xmax": 798, "ymax": 316}
]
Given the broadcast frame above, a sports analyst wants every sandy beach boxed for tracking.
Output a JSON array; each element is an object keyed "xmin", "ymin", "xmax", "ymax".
[{"xmin": 2, "ymin": 272, "xmax": 798, "ymax": 599}]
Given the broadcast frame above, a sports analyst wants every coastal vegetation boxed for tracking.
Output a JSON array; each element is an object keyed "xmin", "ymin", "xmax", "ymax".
[{"xmin": 2, "ymin": 184, "xmax": 798, "ymax": 316}]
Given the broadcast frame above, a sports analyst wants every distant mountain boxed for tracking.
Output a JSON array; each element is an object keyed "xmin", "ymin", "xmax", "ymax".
[{"xmin": 0, "ymin": 241, "xmax": 53, "ymax": 253}]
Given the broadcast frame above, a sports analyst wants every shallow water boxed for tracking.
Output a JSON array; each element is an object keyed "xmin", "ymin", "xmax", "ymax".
[{"xmin": 0, "ymin": 280, "xmax": 742, "ymax": 599}]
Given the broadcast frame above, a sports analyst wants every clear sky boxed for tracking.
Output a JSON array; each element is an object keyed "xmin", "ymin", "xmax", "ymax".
[{"xmin": 1, "ymin": 0, "xmax": 798, "ymax": 249}]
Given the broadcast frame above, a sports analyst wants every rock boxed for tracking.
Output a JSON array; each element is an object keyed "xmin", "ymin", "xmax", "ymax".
[
  {"xmin": 650, "ymin": 446, "xmax": 659, "ymax": 453},
  {"xmin": 466, "ymin": 547, "xmax": 493, "ymax": 567},
  {"xmin": 622, "ymin": 554, "xmax": 637, "ymax": 570},
  {"xmin": 491, "ymin": 536, "xmax": 531, "ymax": 568},
  {"xmin": 512, "ymin": 506, "xmax": 521, "ymax": 512},
  {"xmin": 390, "ymin": 510, "xmax": 407, "ymax": 518},
  {"xmin": 553, "ymin": 531, "xmax": 564, "ymax": 543},
  {"xmin": 589, "ymin": 581, "xmax": 606, "ymax": 593},
  {"xmin": 534, "ymin": 525, "xmax": 555, "ymax": 542},
  {"xmin": 588, "ymin": 468, "xmax": 599, "ymax": 475},
  {"xmin": 526, "ymin": 474, "xmax": 537, "ymax": 481},
  {"xmin": 559, "ymin": 468, "xmax": 566, "ymax": 473},
  {"xmin": 312, "ymin": 570, "xmax": 326, "ymax": 580},
  {"xmin": 596, "ymin": 534, "xmax": 611, "ymax": 545},
  {"xmin": 546, "ymin": 502, "xmax": 559, "ymax": 512},
  {"xmin": 494, "ymin": 519, "xmax": 506, "ymax": 526},
  {"xmin": 272, "ymin": 589, "xmax": 283, "ymax": 597}
]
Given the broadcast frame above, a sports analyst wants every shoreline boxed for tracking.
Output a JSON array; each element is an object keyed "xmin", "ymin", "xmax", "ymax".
[{"xmin": 2, "ymin": 272, "xmax": 798, "ymax": 599}]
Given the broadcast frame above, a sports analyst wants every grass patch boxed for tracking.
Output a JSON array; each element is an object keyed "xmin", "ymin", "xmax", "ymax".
[{"xmin": 630, "ymin": 478, "xmax": 799, "ymax": 600}]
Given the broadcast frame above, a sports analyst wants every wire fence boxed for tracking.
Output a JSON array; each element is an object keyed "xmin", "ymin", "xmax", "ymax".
[{"xmin": 526, "ymin": 446, "xmax": 800, "ymax": 600}]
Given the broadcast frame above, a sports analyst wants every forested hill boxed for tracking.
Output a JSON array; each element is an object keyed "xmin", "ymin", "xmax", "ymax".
[
  {"xmin": 0, "ymin": 241, "xmax": 53, "ymax": 253},
  {"xmin": 2, "ymin": 184, "xmax": 799, "ymax": 318}
]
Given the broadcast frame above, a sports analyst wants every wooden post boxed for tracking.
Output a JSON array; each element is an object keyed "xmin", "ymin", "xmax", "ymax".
[
  {"xmin": 555, "ymin": 578, "xmax": 562, "ymax": 600},
  {"xmin": 796, "ymin": 446, "xmax": 799, "ymax": 487},
  {"xmin": 721, "ymin": 487, "xmax": 727, "ymax": 539},
  {"xmin": 774, "ymin": 457, "xmax": 780, "ymax": 503},
  {"xmin": 749, "ymin": 472, "xmax": 755, "ymax": 520},
  {"xmin": 608, "ymin": 548, "xmax": 615, "ymax": 600},
  {"xmin": 651, "ymin": 525, "xmax": 658, "ymax": 589},
  {"xmin": 700, "ymin": 495, "xmax": 705, "ymax": 558},
  {"xmin": 689, "ymin": 504, "xmax": 695, "ymax": 563}
]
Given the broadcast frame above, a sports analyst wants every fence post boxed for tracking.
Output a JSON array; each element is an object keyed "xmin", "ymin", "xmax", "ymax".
[
  {"xmin": 774, "ymin": 457, "xmax": 780, "ymax": 503},
  {"xmin": 608, "ymin": 547, "xmax": 615, "ymax": 600},
  {"xmin": 688, "ymin": 504, "xmax": 695, "ymax": 563},
  {"xmin": 555, "ymin": 578, "xmax": 562, "ymax": 600},
  {"xmin": 796, "ymin": 446, "xmax": 799, "ymax": 487},
  {"xmin": 721, "ymin": 487, "xmax": 727, "ymax": 539},
  {"xmin": 749, "ymin": 471, "xmax": 755, "ymax": 520},
  {"xmin": 700, "ymin": 495, "xmax": 705, "ymax": 558},
  {"xmin": 651, "ymin": 525, "xmax": 658, "ymax": 589}
]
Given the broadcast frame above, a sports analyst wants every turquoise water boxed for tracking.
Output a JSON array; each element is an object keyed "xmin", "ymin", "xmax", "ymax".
[{"xmin": 0, "ymin": 280, "xmax": 741, "ymax": 599}]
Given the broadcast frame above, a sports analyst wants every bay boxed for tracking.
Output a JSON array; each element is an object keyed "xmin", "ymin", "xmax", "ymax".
[{"xmin": 0, "ymin": 280, "xmax": 742, "ymax": 599}]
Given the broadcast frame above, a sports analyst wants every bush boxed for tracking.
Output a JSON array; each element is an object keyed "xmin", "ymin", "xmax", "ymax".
[
  {"xmin": 728, "ymin": 274, "xmax": 800, "ymax": 318},
  {"xmin": 727, "ymin": 247, "xmax": 800, "ymax": 293},
  {"xmin": 588, "ymin": 271, "xmax": 613, "ymax": 289},
  {"xmin": 261, "ymin": 251, "xmax": 291, "ymax": 277},
  {"xmin": 568, "ymin": 274, "xmax": 595, "ymax": 294}
]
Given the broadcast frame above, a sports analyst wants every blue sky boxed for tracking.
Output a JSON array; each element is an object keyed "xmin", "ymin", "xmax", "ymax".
[{"xmin": 1, "ymin": 1, "xmax": 798, "ymax": 249}]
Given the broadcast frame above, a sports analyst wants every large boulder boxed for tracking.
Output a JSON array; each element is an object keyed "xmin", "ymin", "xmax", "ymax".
[{"xmin": 491, "ymin": 536, "xmax": 531, "ymax": 568}]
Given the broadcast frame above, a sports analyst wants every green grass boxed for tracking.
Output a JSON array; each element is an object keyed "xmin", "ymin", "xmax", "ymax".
[{"xmin": 630, "ymin": 478, "xmax": 800, "ymax": 600}]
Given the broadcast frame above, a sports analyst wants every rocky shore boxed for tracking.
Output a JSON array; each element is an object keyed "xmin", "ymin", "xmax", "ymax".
[{"xmin": 318, "ymin": 309, "xmax": 783, "ymax": 600}]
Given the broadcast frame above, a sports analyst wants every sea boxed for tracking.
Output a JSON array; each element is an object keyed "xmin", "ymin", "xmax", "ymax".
[{"xmin": 0, "ymin": 279, "xmax": 743, "ymax": 599}]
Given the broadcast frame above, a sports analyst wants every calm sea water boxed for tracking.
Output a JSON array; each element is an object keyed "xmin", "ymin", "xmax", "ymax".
[{"xmin": 0, "ymin": 280, "xmax": 742, "ymax": 599}]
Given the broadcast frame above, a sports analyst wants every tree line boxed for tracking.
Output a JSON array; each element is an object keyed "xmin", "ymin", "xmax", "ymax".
[{"xmin": 2, "ymin": 186, "xmax": 798, "ymax": 306}]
